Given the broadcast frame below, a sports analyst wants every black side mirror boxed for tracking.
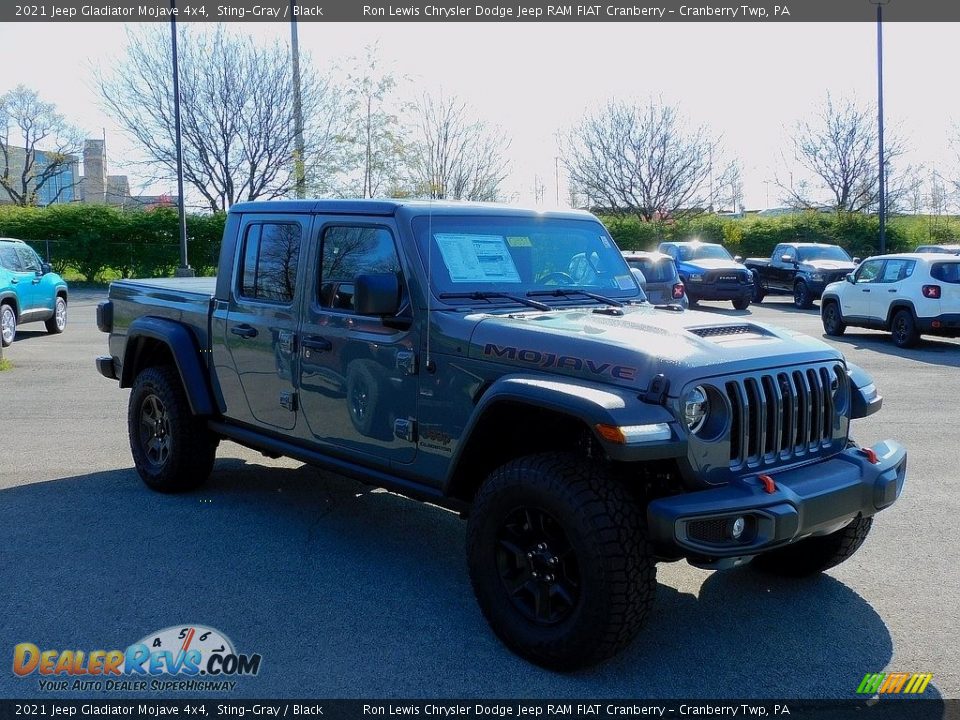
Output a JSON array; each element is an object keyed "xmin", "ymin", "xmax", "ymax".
[
  {"xmin": 845, "ymin": 273, "xmax": 855, "ymax": 284},
  {"xmin": 354, "ymin": 273, "xmax": 400, "ymax": 316},
  {"xmin": 853, "ymin": 257, "xmax": 862, "ymax": 265},
  {"xmin": 780, "ymin": 254, "xmax": 793, "ymax": 264},
  {"xmin": 40, "ymin": 262, "xmax": 52, "ymax": 275}
]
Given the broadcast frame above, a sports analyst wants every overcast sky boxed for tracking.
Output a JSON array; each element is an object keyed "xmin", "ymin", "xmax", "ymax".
[{"xmin": 1, "ymin": 21, "xmax": 957, "ymax": 209}]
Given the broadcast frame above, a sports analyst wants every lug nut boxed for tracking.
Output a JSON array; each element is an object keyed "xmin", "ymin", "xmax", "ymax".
[{"xmin": 548, "ymin": 557, "xmax": 558, "ymax": 566}]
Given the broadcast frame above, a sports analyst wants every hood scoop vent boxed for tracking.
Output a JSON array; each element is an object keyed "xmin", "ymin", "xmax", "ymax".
[{"xmin": 689, "ymin": 324, "xmax": 765, "ymax": 339}]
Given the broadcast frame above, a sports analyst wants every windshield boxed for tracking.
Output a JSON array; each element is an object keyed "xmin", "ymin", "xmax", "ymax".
[
  {"xmin": 412, "ymin": 215, "xmax": 642, "ymax": 302},
  {"xmin": 797, "ymin": 246, "xmax": 852, "ymax": 262},
  {"xmin": 678, "ymin": 244, "xmax": 732, "ymax": 261}
]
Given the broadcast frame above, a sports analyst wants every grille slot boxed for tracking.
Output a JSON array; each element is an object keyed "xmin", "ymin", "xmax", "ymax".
[{"xmin": 726, "ymin": 364, "xmax": 842, "ymax": 468}]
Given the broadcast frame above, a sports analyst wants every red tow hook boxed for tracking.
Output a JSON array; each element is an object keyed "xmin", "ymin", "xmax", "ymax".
[
  {"xmin": 758, "ymin": 474, "xmax": 776, "ymax": 494},
  {"xmin": 858, "ymin": 447, "xmax": 879, "ymax": 464}
]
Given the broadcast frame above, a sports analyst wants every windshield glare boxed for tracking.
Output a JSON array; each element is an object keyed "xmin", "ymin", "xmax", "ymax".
[
  {"xmin": 797, "ymin": 246, "xmax": 852, "ymax": 262},
  {"xmin": 679, "ymin": 244, "xmax": 732, "ymax": 261},
  {"xmin": 412, "ymin": 216, "xmax": 642, "ymax": 301}
]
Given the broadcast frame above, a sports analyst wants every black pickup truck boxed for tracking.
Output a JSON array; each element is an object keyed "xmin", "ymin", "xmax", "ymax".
[
  {"xmin": 746, "ymin": 242, "xmax": 858, "ymax": 308},
  {"xmin": 96, "ymin": 200, "xmax": 905, "ymax": 669}
]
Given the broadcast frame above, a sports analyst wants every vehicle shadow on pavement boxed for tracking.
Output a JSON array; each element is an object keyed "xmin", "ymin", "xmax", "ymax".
[
  {"xmin": 826, "ymin": 332, "xmax": 960, "ymax": 367},
  {"xmin": 0, "ymin": 457, "xmax": 940, "ymax": 702}
]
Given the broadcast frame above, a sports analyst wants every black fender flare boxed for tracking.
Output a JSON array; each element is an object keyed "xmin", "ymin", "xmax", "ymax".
[
  {"xmin": 444, "ymin": 374, "xmax": 686, "ymax": 490},
  {"xmin": 120, "ymin": 316, "xmax": 215, "ymax": 416},
  {"xmin": 0, "ymin": 291, "xmax": 19, "ymax": 318},
  {"xmin": 885, "ymin": 299, "xmax": 918, "ymax": 328},
  {"xmin": 820, "ymin": 292, "xmax": 842, "ymax": 316},
  {"xmin": 845, "ymin": 361, "xmax": 882, "ymax": 419}
]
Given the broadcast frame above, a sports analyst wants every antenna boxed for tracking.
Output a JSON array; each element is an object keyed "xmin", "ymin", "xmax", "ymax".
[{"xmin": 424, "ymin": 196, "xmax": 436, "ymax": 373}]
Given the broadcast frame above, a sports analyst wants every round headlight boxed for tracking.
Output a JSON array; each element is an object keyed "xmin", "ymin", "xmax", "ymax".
[{"xmin": 683, "ymin": 386, "xmax": 710, "ymax": 433}]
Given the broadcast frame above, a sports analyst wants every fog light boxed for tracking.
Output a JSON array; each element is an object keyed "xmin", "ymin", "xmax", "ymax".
[{"xmin": 731, "ymin": 517, "xmax": 746, "ymax": 539}]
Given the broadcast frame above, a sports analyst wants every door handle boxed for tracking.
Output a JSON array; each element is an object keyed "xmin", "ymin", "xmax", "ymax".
[
  {"xmin": 9, "ymin": 277, "xmax": 17, "ymax": 284},
  {"xmin": 888, "ymin": 289, "xmax": 897, "ymax": 293},
  {"xmin": 862, "ymin": 289, "xmax": 871, "ymax": 293},
  {"xmin": 32, "ymin": 278, "xmax": 41, "ymax": 284},
  {"xmin": 302, "ymin": 336, "xmax": 332, "ymax": 352},
  {"xmin": 230, "ymin": 324, "xmax": 258, "ymax": 339}
]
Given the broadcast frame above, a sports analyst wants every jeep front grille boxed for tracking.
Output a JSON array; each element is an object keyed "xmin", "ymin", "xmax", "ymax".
[{"xmin": 725, "ymin": 364, "xmax": 844, "ymax": 469}]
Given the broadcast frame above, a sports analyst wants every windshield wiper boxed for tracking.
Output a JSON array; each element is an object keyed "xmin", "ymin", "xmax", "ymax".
[
  {"xmin": 438, "ymin": 291, "xmax": 551, "ymax": 311},
  {"xmin": 527, "ymin": 288, "xmax": 625, "ymax": 307}
]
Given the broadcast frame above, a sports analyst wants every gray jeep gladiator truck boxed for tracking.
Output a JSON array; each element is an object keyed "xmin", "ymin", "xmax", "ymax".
[{"xmin": 96, "ymin": 200, "xmax": 906, "ymax": 670}]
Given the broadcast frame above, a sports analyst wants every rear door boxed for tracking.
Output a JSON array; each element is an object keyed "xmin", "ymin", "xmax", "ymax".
[
  {"xmin": 221, "ymin": 214, "xmax": 308, "ymax": 431},
  {"xmin": 295, "ymin": 219, "xmax": 419, "ymax": 466}
]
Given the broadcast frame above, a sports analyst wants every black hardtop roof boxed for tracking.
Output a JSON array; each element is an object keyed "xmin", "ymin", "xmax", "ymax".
[{"xmin": 228, "ymin": 198, "xmax": 596, "ymax": 221}]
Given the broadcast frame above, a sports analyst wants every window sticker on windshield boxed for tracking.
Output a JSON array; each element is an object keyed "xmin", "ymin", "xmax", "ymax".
[
  {"xmin": 615, "ymin": 274, "xmax": 634, "ymax": 290},
  {"xmin": 600, "ymin": 235, "xmax": 612, "ymax": 249},
  {"xmin": 434, "ymin": 233, "xmax": 522, "ymax": 283},
  {"xmin": 506, "ymin": 236, "xmax": 532, "ymax": 247}
]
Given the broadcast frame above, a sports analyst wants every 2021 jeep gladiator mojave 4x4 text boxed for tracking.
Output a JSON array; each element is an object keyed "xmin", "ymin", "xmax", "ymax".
[{"xmin": 97, "ymin": 201, "xmax": 907, "ymax": 669}]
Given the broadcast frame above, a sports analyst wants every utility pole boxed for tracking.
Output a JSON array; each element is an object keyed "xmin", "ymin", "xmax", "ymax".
[
  {"xmin": 291, "ymin": 0, "xmax": 306, "ymax": 199},
  {"xmin": 170, "ymin": 0, "xmax": 193, "ymax": 277}
]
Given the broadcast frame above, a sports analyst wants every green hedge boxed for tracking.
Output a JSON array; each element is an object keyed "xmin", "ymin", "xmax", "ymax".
[
  {"xmin": 602, "ymin": 211, "xmax": 960, "ymax": 260},
  {"xmin": 0, "ymin": 205, "xmax": 225, "ymax": 282}
]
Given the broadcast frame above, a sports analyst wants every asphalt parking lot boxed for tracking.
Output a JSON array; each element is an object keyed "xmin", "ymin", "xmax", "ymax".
[{"xmin": 0, "ymin": 289, "xmax": 957, "ymax": 701}]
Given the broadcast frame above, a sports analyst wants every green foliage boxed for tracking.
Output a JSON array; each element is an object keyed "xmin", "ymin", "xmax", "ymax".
[
  {"xmin": 601, "ymin": 211, "xmax": 956, "ymax": 260},
  {"xmin": 0, "ymin": 205, "xmax": 225, "ymax": 282}
]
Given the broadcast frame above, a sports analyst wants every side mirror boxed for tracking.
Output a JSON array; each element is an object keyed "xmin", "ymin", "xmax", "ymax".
[
  {"xmin": 354, "ymin": 273, "xmax": 401, "ymax": 316},
  {"xmin": 733, "ymin": 255, "xmax": 743, "ymax": 263},
  {"xmin": 40, "ymin": 262, "xmax": 52, "ymax": 275},
  {"xmin": 853, "ymin": 257, "xmax": 862, "ymax": 265},
  {"xmin": 845, "ymin": 273, "xmax": 855, "ymax": 284},
  {"xmin": 780, "ymin": 254, "xmax": 793, "ymax": 264}
]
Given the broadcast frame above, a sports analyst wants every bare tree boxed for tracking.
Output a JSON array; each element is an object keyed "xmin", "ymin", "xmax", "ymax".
[
  {"xmin": 339, "ymin": 43, "xmax": 408, "ymax": 199},
  {"xmin": 406, "ymin": 93, "xmax": 510, "ymax": 201},
  {"xmin": 562, "ymin": 100, "xmax": 731, "ymax": 221},
  {"xmin": 99, "ymin": 27, "xmax": 349, "ymax": 212},
  {"xmin": 0, "ymin": 86, "xmax": 82, "ymax": 206},
  {"xmin": 778, "ymin": 94, "xmax": 915, "ymax": 214}
]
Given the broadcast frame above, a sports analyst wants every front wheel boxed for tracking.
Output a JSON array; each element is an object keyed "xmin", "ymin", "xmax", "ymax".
[
  {"xmin": 751, "ymin": 514, "xmax": 873, "ymax": 577},
  {"xmin": 794, "ymin": 280, "xmax": 813, "ymax": 309},
  {"xmin": 822, "ymin": 301, "xmax": 846, "ymax": 336},
  {"xmin": 45, "ymin": 296, "xmax": 67, "ymax": 334},
  {"xmin": 466, "ymin": 453, "xmax": 656, "ymax": 670},
  {"xmin": 128, "ymin": 365, "xmax": 217, "ymax": 492},
  {"xmin": 0, "ymin": 303, "xmax": 15, "ymax": 347},
  {"xmin": 732, "ymin": 298, "xmax": 751, "ymax": 311}
]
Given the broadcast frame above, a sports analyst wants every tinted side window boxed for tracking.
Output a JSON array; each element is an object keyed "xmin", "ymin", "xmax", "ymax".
[
  {"xmin": 0, "ymin": 244, "xmax": 21, "ymax": 271},
  {"xmin": 931, "ymin": 262, "xmax": 960, "ymax": 284},
  {"xmin": 856, "ymin": 260, "xmax": 883, "ymax": 283},
  {"xmin": 16, "ymin": 246, "xmax": 41, "ymax": 273},
  {"xmin": 319, "ymin": 226, "xmax": 401, "ymax": 312},
  {"xmin": 238, "ymin": 223, "xmax": 301, "ymax": 303}
]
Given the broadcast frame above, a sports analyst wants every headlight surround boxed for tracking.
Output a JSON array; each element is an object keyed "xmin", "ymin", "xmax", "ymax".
[{"xmin": 683, "ymin": 386, "xmax": 710, "ymax": 434}]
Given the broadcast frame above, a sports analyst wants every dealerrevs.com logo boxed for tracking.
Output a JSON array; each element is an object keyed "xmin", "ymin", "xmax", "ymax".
[{"xmin": 13, "ymin": 625, "xmax": 262, "ymax": 692}]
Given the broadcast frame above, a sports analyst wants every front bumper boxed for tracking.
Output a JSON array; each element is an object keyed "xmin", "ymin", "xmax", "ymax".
[
  {"xmin": 687, "ymin": 283, "xmax": 754, "ymax": 301},
  {"xmin": 96, "ymin": 355, "xmax": 118, "ymax": 380},
  {"xmin": 647, "ymin": 440, "xmax": 906, "ymax": 559}
]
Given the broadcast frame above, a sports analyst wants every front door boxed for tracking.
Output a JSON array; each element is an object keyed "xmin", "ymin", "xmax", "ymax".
[
  {"xmin": 296, "ymin": 221, "xmax": 418, "ymax": 466},
  {"xmin": 844, "ymin": 258, "xmax": 883, "ymax": 320},
  {"xmin": 871, "ymin": 257, "xmax": 915, "ymax": 322},
  {"xmin": 12, "ymin": 245, "xmax": 41, "ymax": 313},
  {"xmin": 220, "ymin": 215, "xmax": 307, "ymax": 431}
]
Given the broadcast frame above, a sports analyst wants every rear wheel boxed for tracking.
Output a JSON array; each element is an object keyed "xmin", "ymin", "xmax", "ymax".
[
  {"xmin": 794, "ymin": 280, "xmax": 813, "ymax": 309},
  {"xmin": 466, "ymin": 453, "xmax": 656, "ymax": 670},
  {"xmin": 0, "ymin": 303, "xmax": 15, "ymax": 347},
  {"xmin": 128, "ymin": 365, "xmax": 217, "ymax": 492},
  {"xmin": 822, "ymin": 300, "xmax": 846, "ymax": 336},
  {"xmin": 45, "ymin": 296, "xmax": 67, "ymax": 334},
  {"xmin": 751, "ymin": 514, "xmax": 873, "ymax": 577},
  {"xmin": 891, "ymin": 309, "xmax": 919, "ymax": 348}
]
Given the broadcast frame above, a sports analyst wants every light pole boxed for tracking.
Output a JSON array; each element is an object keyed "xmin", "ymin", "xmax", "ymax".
[
  {"xmin": 170, "ymin": 0, "xmax": 192, "ymax": 277},
  {"xmin": 290, "ymin": 0, "xmax": 306, "ymax": 199},
  {"xmin": 870, "ymin": 0, "xmax": 889, "ymax": 254}
]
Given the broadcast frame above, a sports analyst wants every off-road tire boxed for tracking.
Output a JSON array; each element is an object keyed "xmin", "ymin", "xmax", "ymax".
[
  {"xmin": 128, "ymin": 365, "xmax": 217, "ymax": 493},
  {"xmin": 891, "ymin": 309, "xmax": 920, "ymax": 348},
  {"xmin": 466, "ymin": 453, "xmax": 656, "ymax": 670},
  {"xmin": 45, "ymin": 295, "xmax": 67, "ymax": 334},
  {"xmin": 751, "ymin": 514, "xmax": 874, "ymax": 577},
  {"xmin": 794, "ymin": 280, "xmax": 813, "ymax": 309},
  {"xmin": 732, "ymin": 298, "xmax": 751, "ymax": 311},
  {"xmin": 822, "ymin": 300, "xmax": 846, "ymax": 337}
]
